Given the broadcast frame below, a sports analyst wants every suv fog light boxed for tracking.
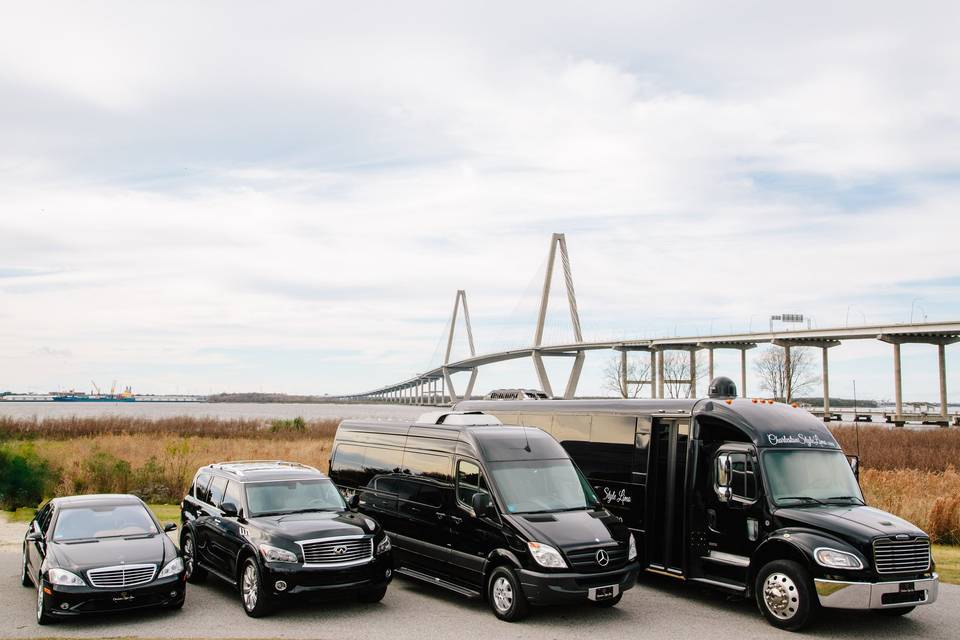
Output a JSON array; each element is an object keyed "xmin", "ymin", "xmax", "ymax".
[
  {"xmin": 60, "ymin": 603, "xmax": 69, "ymax": 610},
  {"xmin": 170, "ymin": 590, "xmax": 178, "ymax": 598},
  {"xmin": 275, "ymin": 580, "xmax": 288, "ymax": 591}
]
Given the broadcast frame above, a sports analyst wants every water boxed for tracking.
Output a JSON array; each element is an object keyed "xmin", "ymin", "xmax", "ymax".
[{"xmin": 0, "ymin": 402, "xmax": 427, "ymax": 422}]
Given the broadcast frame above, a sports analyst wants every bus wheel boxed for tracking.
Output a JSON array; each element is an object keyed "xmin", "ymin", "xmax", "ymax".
[{"xmin": 755, "ymin": 560, "xmax": 818, "ymax": 631}]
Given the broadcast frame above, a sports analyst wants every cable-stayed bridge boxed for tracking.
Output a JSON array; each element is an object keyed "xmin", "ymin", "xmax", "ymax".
[{"xmin": 336, "ymin": 234, "xmax": 960, "ymax": 423}]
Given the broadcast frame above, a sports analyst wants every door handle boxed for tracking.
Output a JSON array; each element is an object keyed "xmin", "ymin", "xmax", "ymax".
[
  {"xmin": 435, "ymin": 513, "xmax": 445, "ymax": 521},
  {"xmin": 447, "ymin": 515, "xmax": 463, "ymax": 525},
  {"xmin": 214, "ymin": 518, "xmax": 222, "ymax": 525}
]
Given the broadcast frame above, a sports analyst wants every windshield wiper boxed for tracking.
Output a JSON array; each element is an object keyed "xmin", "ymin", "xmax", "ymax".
[
  {"xmin": 259, "ymin": 508, "xmax": 338, "ymax": 516},
  {"xmin": 825, "ymin": 495, "xmax": 865, "ymax": 505},
  {"xmin": 777, "ymin": 495, "xmax": 827, "ymax": 505}
]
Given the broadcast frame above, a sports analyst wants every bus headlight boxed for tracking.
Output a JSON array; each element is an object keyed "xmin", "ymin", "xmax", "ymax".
[
  {"xmin": 527, "ymin": 542, "xmax": 567, "ymax": 569},
  {"xmin": 628, "ymin": 533, "xmax": 637, "ymax": 561},
  {"xmin": 815, "ymin": 547, "xmax": 863, "ymax": 570}
]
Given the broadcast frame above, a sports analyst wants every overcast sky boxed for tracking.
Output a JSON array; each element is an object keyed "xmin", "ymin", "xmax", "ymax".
[{"xmin": 2, "ymin": 1, "xmax": 959, "ymax": 401}]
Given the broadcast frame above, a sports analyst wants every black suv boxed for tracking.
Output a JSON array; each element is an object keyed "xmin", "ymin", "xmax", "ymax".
[{"xmin": 180, "ymin": 460, "xmax": 393, "ymax": 616}]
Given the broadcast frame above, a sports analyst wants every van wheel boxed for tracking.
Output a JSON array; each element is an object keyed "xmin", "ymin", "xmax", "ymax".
[
  {"xmin": 877, "ymin": 606, "xmax": 915, "ymax": 616},
  {"xmin": 240, "ymin": 558, "xmax": 273, "ymax": 618},
  {"xmin": 182, "ymin": 531, "xmax": 206, "ymax": 584},
  {"xmin": 591, "ymin": 592, "xmax": 623, "ymax": 608},
  {"xmin": 755, "ymin": 560, "xmax": 818, "ymax": 631},
  {"xmin": 488, "ymin": 566, "xmax": 529, "ymax": 622}
]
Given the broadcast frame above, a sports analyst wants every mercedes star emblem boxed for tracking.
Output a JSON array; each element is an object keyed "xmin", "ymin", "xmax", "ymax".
[{"xmin": 596, "ymin": 549, "xmax": 610, "ymax": 567}]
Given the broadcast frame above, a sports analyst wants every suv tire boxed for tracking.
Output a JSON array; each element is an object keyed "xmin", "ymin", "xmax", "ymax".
[
  {"xmin": 182, "ymin": 531, "xmax": 207, "ymax": 584},
  {"xmin": 488, "ymin": 566, "xmax": 529, "ymax": 622},
  {"xmin": 240, "ymin": 558, "xmax": 273, "ymax": 618}
]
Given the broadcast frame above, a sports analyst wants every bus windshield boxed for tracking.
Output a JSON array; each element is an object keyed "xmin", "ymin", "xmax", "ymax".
[
  {"xmin": 763, "ymin": 449, "xmax": 863, "ymax": 507},
  {"xmin": 487, "ymin": 458, "xmax": 599, "ymax": 514}
]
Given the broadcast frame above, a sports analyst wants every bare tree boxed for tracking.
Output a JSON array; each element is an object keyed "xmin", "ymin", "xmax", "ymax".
[
  {"xmin": 602, "ymin": 354, "xmax": 651, "ymax": 398},
  {"xmin": 753, "ymin": 346, "xmax": 819, "ymax": 401},
  {"xmin": 661, "ymin": 351, "xmax": 708, "ymax": 398}
]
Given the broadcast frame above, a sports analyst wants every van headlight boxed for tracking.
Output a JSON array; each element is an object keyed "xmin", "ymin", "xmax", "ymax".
[
  {"xmin": 48, "ymin": 568, "xmax": 85, "ymax": 586},
  {"xmin": 527, "ymin": 542, "xmax": 567, "ymax": 569},
  {"xmin": 158, "ymin": 557, "xmax": 184, "ymax": 579},
  {"xmin": 376, "ymin": 535, "xmax": 392, "ymax": 555},
  {"xmin": 814, "ymin": 547, "xmax": 864, "ymax": 570},
  {"xmin": 627, "ymin": 533, "xmax": 637, "ymax": 561},
  {"xmin": 259, "ymin": 544, "xmax": 298, "ymax": 563}
]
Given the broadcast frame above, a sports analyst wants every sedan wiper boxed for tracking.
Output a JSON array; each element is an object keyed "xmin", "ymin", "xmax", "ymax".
[
  {"xmin": 826, "ymin": 495, "xmax": 865, "ymax": 505},
  {"xmin": 777, "ymin": 495, "xmax": 827, "ymax": 505}
]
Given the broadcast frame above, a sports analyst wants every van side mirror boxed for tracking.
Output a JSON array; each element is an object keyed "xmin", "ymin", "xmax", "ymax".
[
  {"xmin": 220, "ymin": 502, "xmax": 239, "ymax": 518},
  {"xmin": 347, "ymin": 493, "xmax": 360, "ymax": 511},
  {"xmin": 472, "ymin": 492, "xmax": 494, "ymax": 518},
  {"xmin": 846, "ymin": 455, "xmax": 860, "ymax": 479},
  {"xmin": 163, "ymin": 522, "xmax": 178, "ymax": 532}
]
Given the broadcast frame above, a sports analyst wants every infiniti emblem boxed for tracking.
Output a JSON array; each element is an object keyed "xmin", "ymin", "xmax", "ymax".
[
  {"xmin": 334, "ymin": 546, "xmax": 347, "ymax": 555},
  {"xmin": 596, "ymin": 549, "xmax": 610, "ymax": 567}
]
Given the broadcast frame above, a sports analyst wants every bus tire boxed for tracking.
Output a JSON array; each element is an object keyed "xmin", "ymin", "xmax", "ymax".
[{"xmin": 755, "ymin": 559, "xmax": 818, "ymax": 631}]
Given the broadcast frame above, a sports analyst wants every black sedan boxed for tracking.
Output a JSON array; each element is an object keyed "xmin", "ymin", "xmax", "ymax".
[{"xmin": 21, "ymin": 494, "xmax": 186, "ymax": 624}]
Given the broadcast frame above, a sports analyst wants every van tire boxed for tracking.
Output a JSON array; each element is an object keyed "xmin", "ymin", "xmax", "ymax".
[
  {"xmin": 755, "ymin": 560, "xmax": 818, "ymax": 631},
  {"xmin": 488, "ymin": 566, "xmax": 529, "ymax": 622}
]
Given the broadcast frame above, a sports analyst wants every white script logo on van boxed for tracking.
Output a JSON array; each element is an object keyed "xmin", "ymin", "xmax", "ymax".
[
  {"xmin": 766, "ymin": 433, "xmax": 836, "ymax": 448},
  {"xmin": 602, "ymin": 487, "xmax": 632, "ymax": 505}
]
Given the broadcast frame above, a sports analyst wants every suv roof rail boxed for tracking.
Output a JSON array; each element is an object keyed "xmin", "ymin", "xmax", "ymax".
[{"xmin": 208, "ymin": 460, "xmax": 319, "ymax": 476}]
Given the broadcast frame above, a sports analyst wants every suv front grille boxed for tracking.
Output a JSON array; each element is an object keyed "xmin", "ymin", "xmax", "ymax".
[
  {"xmin": 566, "ymin": 545, "xmax": 628, "ymax": 573},
  {"xmin": 298, "ymin": 537, "xmax": 373, "ymax": 567},
  {"xmin": 87, "ymin": 564, "xmax": 156, "ymax": 588},
  {"xmin": 873, "ymin": 537, "xmax": 931, "ymax": 574}
]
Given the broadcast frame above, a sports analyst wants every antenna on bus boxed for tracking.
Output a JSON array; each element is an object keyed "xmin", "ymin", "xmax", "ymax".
[{"xmin": 852, "ymin": 379, "xmax": 861, "ymax": 459}]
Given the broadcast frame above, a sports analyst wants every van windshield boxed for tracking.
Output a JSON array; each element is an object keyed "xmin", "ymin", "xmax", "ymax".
[
  {"xmin": 488, "ymin": 459, "xmax": 599, "ymax": 514},
  {"xmin": 763, "ymin": 449, "xmax": 864, "ymax": 507}
]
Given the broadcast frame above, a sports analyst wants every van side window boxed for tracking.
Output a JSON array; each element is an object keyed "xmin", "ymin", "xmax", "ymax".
[
  {"xmin": 331, "ymin": 444, "xmax": 366, "ymax": 487},
  {"xmin": 402, "ymin": 451, "xmax": 452, "ymax": 481},
  {"xmin": 456, "ymin": 460, "xmax": 489, "ymax": 508},
  {"xmin": 209, "ymin": 476, "xmax": 228, "ymax": 508},
  {"xmin": 716, "ymin": 451, "xmax": 757, "ymax": 502},
  {"xmin": 364, "ymin": 447, "xmax": 403, "ymax": 476},
  {"xmin": 398, "ymin": 478, "xmax": 443, "ymax": 507},
  {"xmin": 193, "ymin": 473, "xmax": 213, "ymax": 503}
]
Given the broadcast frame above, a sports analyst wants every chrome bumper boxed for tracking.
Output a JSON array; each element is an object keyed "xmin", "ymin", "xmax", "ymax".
[{"xmin": 814, "ymin": 574, "xmax": 939, "ymax": 609}]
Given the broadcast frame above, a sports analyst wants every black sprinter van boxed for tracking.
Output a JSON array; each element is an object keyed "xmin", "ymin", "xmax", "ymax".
[
  {"xmin": 458, "ymin": 380, "xmax": 940, "ymax": 630},
  {"xmin": 329, "ymin": 411, "xmax": 639, "ymax": 621}
]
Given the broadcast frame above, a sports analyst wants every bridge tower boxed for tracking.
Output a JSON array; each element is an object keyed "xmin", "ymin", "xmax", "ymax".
[{"xmin": 441, "ymin": 289, "xmax": 478, "ymax": 403}]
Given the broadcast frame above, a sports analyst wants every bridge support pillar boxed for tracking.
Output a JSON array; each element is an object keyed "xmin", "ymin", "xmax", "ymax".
[
  {"xmin": 939, "ymin": 343, "xmax": 948, "ymax": 419},
  {"xmin": 740, "ymin": 348, "xmax": 747, "ymax": 397},
  {"xmin": 784, "ymin": 344, "xmax": 792, "ymax": 403},
  {"xmin": 689, "ymin": 350, "xmax": 697, "ymax": 398},
  {"xmin": 893, "ymin": 342, "xmax": 902, "ymax": 419},
  {"xmin": 464, "ymin": 369, "xmax": 478, "ymax": 401},
  {"xmin": 532, "ymin": 352, "xmax": 554, "ymax": 398},
  {"xmin": 707, "ymin": 348, "xmax": 714, "ymax": 382},
  {"xmin": 563, "ymin": 352, "xmax": 585, "ymax": 399},
  {"xmin": 656, "ymin": 350, "xmax": 665, "ymax": 399}
]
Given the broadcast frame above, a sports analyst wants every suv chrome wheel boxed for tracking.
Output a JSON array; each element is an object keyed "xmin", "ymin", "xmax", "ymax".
[
  {"xmin": 182, "ymin": 536, "xmax": 195, "ymax": 577},
  {"xmin": 242, "ymin": 564, "xmax": 259, "ymax": 611},
  {"xmin": 762, "ymin": 572, "xmax": 799, "ymax": 620},
  {"xmin": 492, "ymin": 576, "xmax": 513, "ymax": 613}
]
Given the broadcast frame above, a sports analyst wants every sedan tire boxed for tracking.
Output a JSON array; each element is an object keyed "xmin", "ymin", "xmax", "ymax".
[
  {"xmin": 21, "ymin": 544, "xmax": 32, "ymax": 587},
  {"xmin": 36, "ymin": 579, "xmax": 54, "ymax": 626}
]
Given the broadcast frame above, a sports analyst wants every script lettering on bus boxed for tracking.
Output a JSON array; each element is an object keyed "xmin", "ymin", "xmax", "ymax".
[
  {"xmin": 602, "ymin": 487, "xmax": 632, "ymax": 505},
  {"xmin": 766, "ymin": 433, "xmax": 837, "ymax": 448}
]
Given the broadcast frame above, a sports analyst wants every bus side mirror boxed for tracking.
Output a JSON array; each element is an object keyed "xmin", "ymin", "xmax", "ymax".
[
  {"xmin": 847, "ymin": 455, "xmax": 860, "ymax": 479},
  {"xmin": 715, "ymin": 453, "xmax": 732, "ymax": 503},
  {"xmin": 472, "ymin": 493, "xmax": 494, "ymax": 518}
]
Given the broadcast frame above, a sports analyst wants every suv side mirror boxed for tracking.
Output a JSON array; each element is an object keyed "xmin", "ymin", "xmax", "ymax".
[
  {"xmin": 163, "ymin": 522, "xmax": 178, "ymax": 533},
  {"xmin": 347, "ymin": 494, "xmax": 360, "ymax": 511},
  {"xmin": 472, "ymin": 492, "xmax": 494, "ymax": 519},
  {"xmin": 220, "ymin": 502, "xmax": 239, "ymax": 518}
]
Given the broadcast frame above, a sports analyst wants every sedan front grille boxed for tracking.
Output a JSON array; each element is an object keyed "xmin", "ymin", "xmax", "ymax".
[
  {"xmin": 297, "ymin": 537, "xmax": 373, "ymax": 567},
  {"xmin": 87, "ymin": 564, "xmax": 156, "ymax": 588},
  {"xmin": 873, "ymin": 537, "xmax": 931, "ymax": 574}
]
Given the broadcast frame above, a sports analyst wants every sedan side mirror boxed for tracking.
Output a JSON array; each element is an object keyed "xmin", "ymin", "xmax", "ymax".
[
  {"xmin": 220, "ymin": 502, "xmax": 239, "ymax": 518},
  {"xmin": 347, "ymin": 494, "xmax": 360, "ymax": 511},
  {"xmin": 163, "ymin": 522, "xmax": 178, "ymax": 533},
  {"xmin": 471, "ymin": 492, "xmax": 494, "ymax": 519}
]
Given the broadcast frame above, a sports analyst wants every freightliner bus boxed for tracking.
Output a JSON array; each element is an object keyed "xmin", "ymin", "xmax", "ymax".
[{"xmin": 457, "ymin": 377, "xmax": 939, "ymax": 630}]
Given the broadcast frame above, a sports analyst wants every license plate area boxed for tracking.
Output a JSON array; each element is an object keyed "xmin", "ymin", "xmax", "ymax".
[{"xmin": 587, "ymin": 584, "xmax": 619, "ymax": 601}]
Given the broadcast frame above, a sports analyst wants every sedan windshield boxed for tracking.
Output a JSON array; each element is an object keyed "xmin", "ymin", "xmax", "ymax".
[
  {"xmin": 245, "ymin": 479, "xmax": 345, "ymax": 516},
  {"xmin": 53, "ymin": 504, "xmax": 158, "ymax": 541},
  {"xmin": 763, "ymin": 449, "xmax": 863, "ymax": 507},
  {"xmin": 488, "ymin": 458, "xmax": 599, "ymax": 514}
]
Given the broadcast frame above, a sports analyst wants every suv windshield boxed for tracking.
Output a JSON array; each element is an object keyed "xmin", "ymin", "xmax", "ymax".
[
  {"xmin": 488, "ymin": 458, "xmax": 599, "ymax": 514},
  {"xmin": 245, "ymin": 479, "xmax": 346, "ymax": 516},
  {"xmin": 53, "ymin": 504, "xmax": 157, "ymax": 541},
  {"xmin": 763, "ymin": 449, "xmax": 864, "ymax": 507}
]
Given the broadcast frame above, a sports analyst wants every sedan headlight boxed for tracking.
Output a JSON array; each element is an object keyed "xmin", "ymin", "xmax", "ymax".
[
  {"xmin": 815, "ymin": 547, "xmax": 864, "ymax": 570},
  {"xmin": 627, "ymin": 533, "xmax": 637, "ymax": 561},
  {"xmin": 527, "ymin": 541, "xmax": 567, "ymax": 569},
  {"xmin": 158, "ymin": 557, "xmax": 184, "ymax": 579},
  {"xmin": 376, "ymin": 535, "xmax": 392, "ymax": 555},
  {"xmin": 48, "ymin": 568, "xmax": 85, "ymax": 587},
  {"xmin": 259, "ymin": 544, "xmax": 298, "ymax": 563}
]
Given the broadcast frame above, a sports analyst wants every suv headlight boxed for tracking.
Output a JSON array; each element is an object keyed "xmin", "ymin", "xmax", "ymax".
[
  {"xmin": 815, "ymin": 547, "xmax": 864, "ymax": 570},
  {"xmin": 158, "ymin": 557, "xmax": 184, "ymax": 579},
  {"xmin": 527, "ymin": 541, "xmax": 567, "ymax": 569},
  {"xmin": 259, "ymin": 544, "xmax": 298, "ymax": 563},
  {"xmin": 376, "ymin": 535, "xmax": 392, "ymax": 555},
  {"xmin": 627, "ymin": 533, "xmax": 637, "ymax": 561},
  {"xmin": 48, "ymin": 568, "xmax": 85, "ymax": 586}
]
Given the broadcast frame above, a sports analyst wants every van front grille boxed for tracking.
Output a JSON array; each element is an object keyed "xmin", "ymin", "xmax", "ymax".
[
  {"xmin": 298, "ymin": 537, "xmax": 373, "ymax": 566},
  {"xmin": 873, "ymin": 538, "xmax": 931, "ymax": 574},
  {"xmin": 87, "ymin": 564, "xmax": 156, "ymax": 588},
  {"xmin": 566, "ymin": 545, "xmax": 628, "ymax": 573}
]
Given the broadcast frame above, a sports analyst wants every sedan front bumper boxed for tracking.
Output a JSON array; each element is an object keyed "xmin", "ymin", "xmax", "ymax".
[
  {"xmin": 814, "ymin": 574, "xmax": 939, "ymax": 609},
  {"xmin": 45, "ymin": 574, "xmax": 185, "ymax": 616}
]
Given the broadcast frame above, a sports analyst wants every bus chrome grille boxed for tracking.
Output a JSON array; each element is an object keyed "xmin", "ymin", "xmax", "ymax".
[
  {"xmin": 873, "ymin": 537, "xmax": 931, "ymax": 574},
  {"xmin": 87, "ymin": 564, "xmax": 156, "ymax": 588},
  {"xmin": 298, "ymin": 537, "xmax": 373, "ymax": 566}
]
